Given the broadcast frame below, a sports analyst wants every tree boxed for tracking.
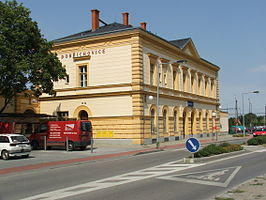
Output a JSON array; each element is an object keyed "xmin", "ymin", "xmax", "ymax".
[{"xmin": 0, "ymin": 0, "xmax": 66, "ymax": 113}]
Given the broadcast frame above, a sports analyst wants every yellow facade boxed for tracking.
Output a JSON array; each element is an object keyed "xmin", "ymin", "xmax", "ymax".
[
  {"xmin": 39, "ymin": 10, "xmax": 220, "ymax": 145},
  {"xmin": 0, "ymin": 92, "xmax": 39, "ymax": 114}
]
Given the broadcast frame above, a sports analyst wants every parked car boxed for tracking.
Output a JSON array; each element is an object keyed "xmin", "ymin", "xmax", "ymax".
[
  {"xmin": 0, "ymin": 134, "xmax": 31, "ymax": 160},
  {"xmin": 230, "ymin": 125, "xmax": 245, "ymax": 134},
  {"xmin": 253, "ymin": 127, "xmax": 266, "ymax": 137}
]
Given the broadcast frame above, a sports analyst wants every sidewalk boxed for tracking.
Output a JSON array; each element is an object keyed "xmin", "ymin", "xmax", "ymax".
[
  {"xmin": 0, "ymin": 134, "xmax": 243, "ymax": 175},
  {"xmin": 211, "ymin": 173, "xmax": 266, "ymax": 200}
]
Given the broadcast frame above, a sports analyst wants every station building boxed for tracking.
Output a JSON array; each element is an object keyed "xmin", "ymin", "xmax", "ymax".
[{"xmin": 39, "ymin": 10, "xmax": 221, "ymax": 145}]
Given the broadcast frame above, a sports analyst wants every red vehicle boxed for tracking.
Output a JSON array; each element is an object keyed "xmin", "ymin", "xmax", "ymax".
[
  {"xmin": 0, "ymin": 122, "xmax": 15, "ymax": 134},
  {"xmin": 253, "ymin": 127, "xmax": 266, "ymax": 137},
  {"xmin": 29, "ymin": 120, "xmax": 92, "ymax": 151}
]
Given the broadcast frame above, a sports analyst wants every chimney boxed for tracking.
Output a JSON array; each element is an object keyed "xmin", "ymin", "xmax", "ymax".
[
  {"xmin": 140, "ymin": 22, "xmax": 147, "ymax": 30},
  {"xmin": 91, "ymin": 9, "xmax": 99, "ymax": 31},
  {"xmin": 122, "ymin": 12, "xmax": 129, "ymax": 25}
]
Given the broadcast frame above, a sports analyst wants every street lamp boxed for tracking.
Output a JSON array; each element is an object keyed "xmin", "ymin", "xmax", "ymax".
[
  {"xmin": 150, "ymin": 59, "xmax": 187, "ymax": 149},
  {"xmin": 241, "ymin": 90, "xmax": 259, "ymax": 138}
]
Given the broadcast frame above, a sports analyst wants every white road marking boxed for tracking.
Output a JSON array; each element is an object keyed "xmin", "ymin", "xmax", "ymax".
[
  {"xmin": 21, "ymin": 149, "xmax": 263, "ymax": 199},
  {"xmin": 254, "ymin": 149, "xmax": 266, "ymax": 153},
  {"xmin": 21, "ymin": 161, "xmax": 204, "ymax": 200},
  {"xmin": 158, "ymin": 166, "xmax": 242, "ymax": 187}
]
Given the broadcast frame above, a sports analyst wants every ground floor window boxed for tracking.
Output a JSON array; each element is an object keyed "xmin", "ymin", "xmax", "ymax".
[
  {"xmin": 79, "ymin": 110, "xmax": 88, "ymax": 120},
  {"xmin": 150, "ymin": 108, "xmax": 155, "ymax": 134},
  {"xmin": 173, "ymin": 111, "xmax": 177, "ymax": 132},
  {"xmin": 57, "ymin": 111, "xmax": 69, "ymax": 120}
]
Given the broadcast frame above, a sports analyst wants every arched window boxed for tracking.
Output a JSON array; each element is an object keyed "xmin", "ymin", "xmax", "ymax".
[
  {"xmin": 191, "ymin": 75, "xmax": 195, "ymax": 94},
  {"xmin": 205, "ymin": 79, "xmax": 208, "ymax": 96},
  {"xmin": 150, "ymin": 108, "xmax": 155, "ymax": 134},
  {"xmin": 79, "ymin": 110, "xmax": 88, "ymax": 120},
  {"xmin": 205, "ymin": 112, "xmax": 209, "ymax": 131},
  {"xmin": 183, "ymin": 72, "xmax": 187, "ymax": 92},
  {"xmin": 173, "ymin": 70, "xmax": 177, "ymax": 90},
  {"xmin": 174, "ymin": 110, "xmax": 178, "ymax": 132},
  {"xmin": 163, "ymin": 109, "xmax": 168, "ymax": 133},
  {"xmin": 198, "ymin": 77, "xmax": 201, "ymax": 95}
]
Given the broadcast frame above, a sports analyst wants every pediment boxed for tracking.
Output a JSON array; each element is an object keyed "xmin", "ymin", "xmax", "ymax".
[{"xmin": 182, "ymin": 40, "xmax": 200, "ymax": 59}]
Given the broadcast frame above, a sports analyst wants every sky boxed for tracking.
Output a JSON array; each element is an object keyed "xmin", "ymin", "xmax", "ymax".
[{"xmin": 8, "ymin": 0, "xmax": 266, "ymax": 116}]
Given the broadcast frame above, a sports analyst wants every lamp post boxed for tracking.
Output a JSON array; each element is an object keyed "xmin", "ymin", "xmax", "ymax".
[
  {"xmin": 241, "ymin": 90, "xmax": 259, "ymax": 138},
  {"xmin": 264, "ymin": 106, "xmax": 266, "ymax": 127},
  {"xmin": 150, "ymin": 59, "xmax": 187, "ymax": 149}
]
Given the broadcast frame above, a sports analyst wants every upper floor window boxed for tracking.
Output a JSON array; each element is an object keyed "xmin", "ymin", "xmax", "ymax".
[
  {"xmin": 205, "ymin": 79, "xmax": 208, "ymax": 96},
  {"xmin": 173, "ymin": 70, "xmax": 178, "ymax": 90},
  {"xmin": 198, "ymin": 78, "xmax": 201, "ymax": 95},
  {"xmin": 183, "ymin": 73, "xmax": 187, "ymax": 92},
  {"xmin": 79, "ymin": 65, "xmax": 87, "ymax": 87},
  {"xmin": 65, "ymin": 75, "xmax": 69, "ymax": 85},
  {"xmin": 163, "ymin": 70, "xmax": 167, "ymax": 86},
  {"xmin": 150, "ymin": 64, "xmax": 155, "ymax": 86}
]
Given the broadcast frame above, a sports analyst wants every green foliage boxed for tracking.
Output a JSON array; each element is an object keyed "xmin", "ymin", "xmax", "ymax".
[
  {"xmin": 229, "ymin": 113, "xmax": 265, "ymax": 131},
  {"xmin": 247, "ymin": 136, "xmax": 266, "ymax": 145},
  {"xmin": 194, "ymin": 143, "xmax": 243, "ymax": 158},
  {"xmin": 0, "ymin": 0, "xmax": 66, "ymax": 113}
]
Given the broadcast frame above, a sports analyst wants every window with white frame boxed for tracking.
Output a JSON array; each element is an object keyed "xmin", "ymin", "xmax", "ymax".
[{"xmin": 79, "ymin": 65, "xmax": 87, "ymax": 87}]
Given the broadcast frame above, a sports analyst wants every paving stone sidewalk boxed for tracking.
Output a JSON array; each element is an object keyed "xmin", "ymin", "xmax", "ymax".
[{"xmin": 211, "ymin": 173, "xmax": 266, "ymax": 200}]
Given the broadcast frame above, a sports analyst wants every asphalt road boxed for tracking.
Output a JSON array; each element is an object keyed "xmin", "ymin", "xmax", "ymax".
[{"xmin": 1, "ymin": 144, "xmax": 266, "ymax": 200}]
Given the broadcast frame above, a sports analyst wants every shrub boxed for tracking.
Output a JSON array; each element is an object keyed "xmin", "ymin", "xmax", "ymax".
[
  {"xmin": 247, "ymin": 136, "xmax": 266, "ymax": 145},
  {"xmin": 194, "ymin": 143, "xmax": 242, "ymax": 158},
  {"xmin": 223, "ymin": 144, "xmax": 243, "ymax": 152}
]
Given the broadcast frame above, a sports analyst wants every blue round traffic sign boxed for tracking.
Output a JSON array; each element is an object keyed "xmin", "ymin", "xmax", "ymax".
[{"xmin": 185, "ymin": 137, "xmax": 200, "ymax": 153}]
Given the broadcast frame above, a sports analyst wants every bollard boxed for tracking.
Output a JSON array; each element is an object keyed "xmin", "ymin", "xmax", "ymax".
[
  {"xmin": 66, "ymin": 136, "xmax": 69, "ymax": 152},
  {"xmin": 91, "ymin": 135, "xmax": 94, "ymax": 153},
  {"xmin": 44, "ymin": 136, "xmax": 47, "ymax": 151}
]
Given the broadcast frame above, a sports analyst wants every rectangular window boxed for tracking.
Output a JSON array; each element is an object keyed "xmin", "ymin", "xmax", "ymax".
[
  {"xmin": 150, "ymin": 64, "xmax": 155, "ymax": 85},
  {"xmin": 79, "ymin": 65, "xmax": 87, "ymax": 87},
  {"xmin": 164, "ymin": 71, "xmax": 167, "ymax": 86},
  {"xmin": 66, "ymin": 75, "xmax": 69, "ymax": 85},
  {"xmin": 57, "ymin": 111, "xmax": 69, "ymax": 120}
]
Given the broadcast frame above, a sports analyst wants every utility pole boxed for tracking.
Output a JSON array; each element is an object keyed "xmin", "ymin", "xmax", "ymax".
[
  {"xmin": 264, "ymin": 106, "xmax": 266, "ymax": 126},
  {"xmin": 235, "ymin": 97, "xmax": 239, "ymax": 125}
]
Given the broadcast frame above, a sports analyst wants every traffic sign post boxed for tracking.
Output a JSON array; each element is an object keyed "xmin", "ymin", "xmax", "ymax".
[{"xmin": 185, "ymin": 137, "xmax": 201, "ymax": 163}]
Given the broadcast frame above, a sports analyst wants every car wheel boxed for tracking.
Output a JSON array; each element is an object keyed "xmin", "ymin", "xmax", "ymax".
[
  {"xmin": 68, "ymin": 141, "xmax": 75, "ymax": 151},
  {"xmin": 80, "ymin": 146, "xmax": 87, "ymax": 151},
  {"xmin": 22, "ymin": 154, "xmax": 29, "ymax": 158},
  {"xmin": 1, "ymin": 150, "xmax": 10, "ymax": 160},
  {"xmin": 31, "ymin": 141, "xmax": 39, "ymax": 150}
]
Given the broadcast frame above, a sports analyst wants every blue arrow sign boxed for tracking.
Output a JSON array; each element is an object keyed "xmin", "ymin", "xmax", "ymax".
[{"xmin": 185, "ymin": 138, "xmax": 200, "ymax": 153}]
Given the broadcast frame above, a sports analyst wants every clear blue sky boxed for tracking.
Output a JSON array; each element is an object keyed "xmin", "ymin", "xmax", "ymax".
[{"xmin": 11, "ymin": 0, "xmax": 266, "ymax": 116}]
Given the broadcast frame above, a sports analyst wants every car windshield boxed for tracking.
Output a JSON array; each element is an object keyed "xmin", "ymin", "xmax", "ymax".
[
  {"xmin": 256, "ymin": 128, "xmax": 266, "ymax": 131},
  {"xmin": 10, "ymin": 136, "xmax": 29, "ymax": 143},
  {"xmin": 81, "ymin": 122, "xmax": 92, "ymax": 132}
]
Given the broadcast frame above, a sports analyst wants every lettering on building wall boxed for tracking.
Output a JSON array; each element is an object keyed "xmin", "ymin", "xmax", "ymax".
[{"xmin": 60, "ymin": 49, "xmax": 106, "ymax": 60}]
